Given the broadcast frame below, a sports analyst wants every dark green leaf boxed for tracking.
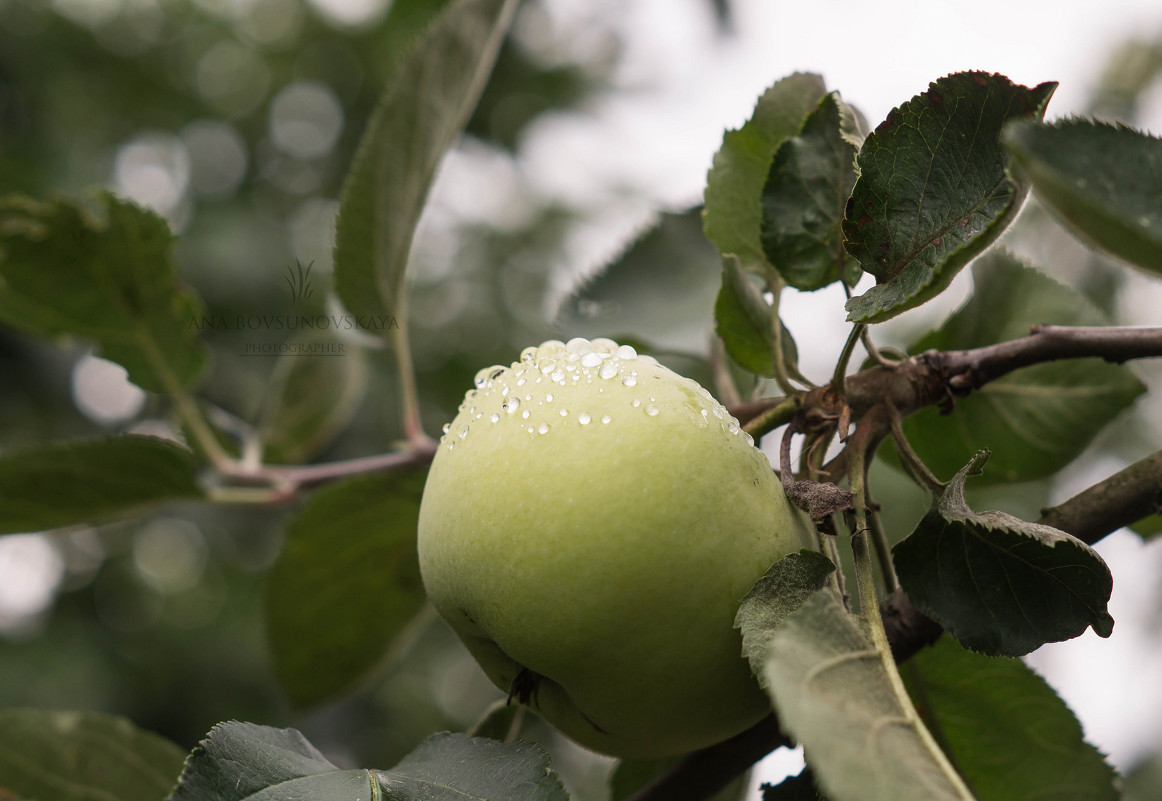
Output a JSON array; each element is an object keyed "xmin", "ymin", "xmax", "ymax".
[
  {"xmin": 735, "ymin": 549, "xmax": 836, "ymax": 689},
  {"xmin": 264, "ymin": 469, "xmax": 428, "ymax": 706},
  {"xmin": 0, "ymin": 194, "xmax": 207, "ymax": 391},
  {"xmin": 1004, "ymin": 118, "xmax": 1162, "ymax": 275},
  {"xmin": 554, "ymin": 209, "xmax": 722, "ymax": 352},
  {"xmin": 333, "ymin": 0, "xmax": 518, "ymax": 328},
  {"xmin": 0, "ymin": 435, "xmax": 204, "ymax": 535},
  {"xmin": 258, "ymin": 334, "xmax": 368, "ymax": 464},
  {"xmin": 0, "ymin": 709, "xmax": 186, "ymax": 801},
  {"xmin": 761, "ymin": 92, "xmax": 860, "ymax": 291},
  {"xmin": 170, "ymin": 723, "xmax": 569, "ymax": 801},
  {"xmin": 893, "ymin": 451, "xmax": 1114, "ymax": 656},
  {"xmin": 704, "ymin": 73, "xmax": 828, "ymax": 271},
  {"xmin": 843, "ymin": 72, "xmax": 1056, "ymax": 323},
  {"xmin": 762, "ymin": 592, "xmax": 976, "ymax": 801},
  {"xmin": 904, "ymin": 636, "xmax": 1119, "ymax": 801},
  {"xmin": 714, "ymin": 255, "xmax": 798, "ymax": 376},
  {"xmin": 902, "ymin": 252, "xmax": 1144, "ymax": 483}
]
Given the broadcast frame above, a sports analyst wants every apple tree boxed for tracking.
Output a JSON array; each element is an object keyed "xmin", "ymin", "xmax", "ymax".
[{"xmin": 0, "ymin": 0, "xmax": 1160, "ymax": 799}]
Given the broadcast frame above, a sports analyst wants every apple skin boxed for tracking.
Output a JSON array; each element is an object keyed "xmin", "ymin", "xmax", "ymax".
[{"xmin": 417, "ymin": 338, "xmax": 811, "ymax": 758}]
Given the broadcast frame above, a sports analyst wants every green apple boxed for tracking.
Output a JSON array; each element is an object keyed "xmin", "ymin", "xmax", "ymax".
[{"xmin": 417, "ymin": 337, "xmax": 811, "ymax": 758}]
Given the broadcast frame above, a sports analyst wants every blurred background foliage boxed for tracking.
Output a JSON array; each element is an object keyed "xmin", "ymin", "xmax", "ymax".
[{"xmin": 0, "ymin": 0, "xmax": 1161, "ymax": 798}]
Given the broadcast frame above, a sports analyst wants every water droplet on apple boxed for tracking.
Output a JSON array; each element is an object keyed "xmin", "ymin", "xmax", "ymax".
[
  {"xmin": 645, "ymin": 405, "xmax": 659, "ymax": 416},
  {"xmin": 622, "ymin": 375, "xmax": 637, "ymax": 387},
  {"xmin": 503, "ymin": 397, "xmax": 521, "ymax": 414},
  {"xmin": 442, "ymin": 423, "xmax": 451, "ymax": 434},
  {"xmin": 490, "ymin": 413, "xmax": 500, "ymax": 423},
  {"xmin": 579, "ymin": 413, "xmax": 591, "ymax": 425},
  {"xmin": 601, "ymin": 415, "xmax": 612, "ymax": 424},
  {"xmin": 459, "ymin": 425, "xmax": 469, "ymax": 438},
  {"xmin": 616, "ymin": 344, "xmax": 637, "ymax": 360},
  {"xmin": 581, "ymin": 352, "xmax": 603, "ymax": 368},
  {"xmin": 522, "ymin": 409, "xmax": 530, "ymax": 419},
  {"xmin": 631, "ymin": 399, "xmax": 641, "ymax": 408},
  {"xmin": 599, "ymin": 362, "xmax": 619, "ymax": 380},
  {"xmin": 538, "ymin": 422, "xmax": 550, "ymax": 435}
]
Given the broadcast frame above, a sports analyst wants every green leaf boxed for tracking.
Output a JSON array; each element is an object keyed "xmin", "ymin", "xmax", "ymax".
[
  {"xmin": 381, "ymin": 732, "xmax": 569, "ymax": 800},
  {"xmin": 555, "ymin": 209, "xmax": 722, "ymax": 352},
  {"xmin": 0, "ymin": 193, "xmax": 207, "ymax": 391},
  {"xmin": 1004, "ymin": 118, "xmax": 1162, "ymax": 275},
  {"xmin": 761, "ymin": 592, "xmax": 976, "ymax": 801},
  {"xmin": 1131, "ymin": 514, "xmax": 1162, "ymax": 540},
  {"xmin": 735, "ymin": 549, "xmax": 836, "ymax": 690},
  {"xmin": 0, "ymin": 709, "xmax": 186, "ymax": 801},
  {"xmin": 843, "ymin": 72, "xmax": 1056, "ymax": 323},
  {"xmin": 714, "ymin": 255, "xmax": 798, "ymax": 377},
  {"xmin": 904, "ymin": 636, "xmax": 1119, "ymax": 801},
  {"xmin": 0, "ymin": 435, "xmax": 204, "ymax": 535},
  {"xmin": 257, "ymin": 334, "xmax": 368, "ymax": 464},
  {"xmin": 264, "ymin": 469, "xmax": 428, "ymax": 706},
  {"xmin": 902, "ymin": 251, "xmax": 1145, "ymax": 483},
  {"xmin": 169, "ymin": 723, "xmax": 568, "ymax": 801},
  {"xmin": 704, "ymin": 73, "xmax": 828, "ymax": 271},
  {"xmin": 333, "ymin": 0, "xmax": 518, "ymax": 328},
  {"xmin": 761, "ymin": 92, "xmax": 861, "ymax": 291},
  {"xmin": 893, "ymin": 451, "xmax": 1114, "ymax": 656}
]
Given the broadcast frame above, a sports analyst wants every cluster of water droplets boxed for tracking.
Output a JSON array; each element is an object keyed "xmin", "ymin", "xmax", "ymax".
[{"xmin": 438, "ymin": 338, "xmax": 755, "ymax": 451}]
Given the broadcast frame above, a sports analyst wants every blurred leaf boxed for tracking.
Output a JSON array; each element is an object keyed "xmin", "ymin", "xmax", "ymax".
[
  {"xmin": 761, "ymin": 92, "xmax": 860, "ymax": 291},
  {"xmin": 893, "ymin": 451, "xmax": 1114, "ymax": 656},
  {"xmin": 843, "ymin": 73, "xmax": 1056, "ymax": 323},
  {"xmin": 902, "ymin": 252, "xmax": 1145, "ymax": 483},
  {"xmin": 555, "ymin": 209, "xmax": 722, "ymax": 352},
  {"xmin": 610, "ymin": 757, "xmax": 750, "ymax": 801},
  {"xmin": 714, "ymin": 255, "xmax": 798, "ymax": 377},
  {"xmin": 704, "ymin": 72, "xmax": 828, "ymax": 271},
  {"xmin": 1004, "ymin": 118, "xmax": 1162, "ymax": 275},
  {"xmin": 735, "ymin": 549, "xmax": 836, "ymax": 690},
  {"xmin": 1123, "ymin": 751, "xmax": 1162, "ymax": 801},
  {"xmin": 265, "ymin": 469, "xmax": 428, "ymax": 706},
  {"xmin": 468, "ymin": 700, "xmax": 522, "ymax": 741},
  {"xmin": 0, "ymin": 193, "xmax": 207, "ymax": 391},
  {"xmin": 333, "ymin": 0, "xmax": 518, "ymax": 327},
  {"xmin": 904, "ymin": 636, "xmax": 1119, "ymax": 801},
  {"xmin": 0, "ymin": 709, "xmax": 186, "ymax": 801},
  {"xmin": 1131, "ymin": 514, "xmax": 1162, "ymax": 540},
  {"xmin": 258, "ymin": 335, "xmax": 368, "ymax": 464},
  {"xmin": 761, "ymin": 592, "xmax": 975, "ymax": 801},
  {"xmin": 169, "ymin": 723, "xmax": 568, "ymax": 801},
  {"xmin": 0, "ymin": 435, "xmax": 204, "ymax": 535}
]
